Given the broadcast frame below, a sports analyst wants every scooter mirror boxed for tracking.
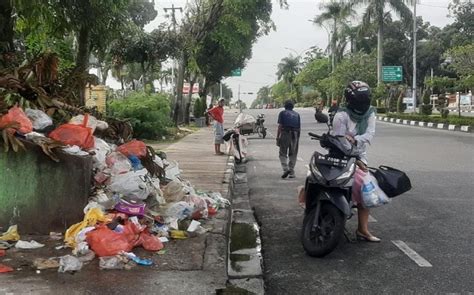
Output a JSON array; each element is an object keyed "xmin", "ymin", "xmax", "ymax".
[{"xmin": 315, "ymin": 113, "xmax": 329, "ymax": 123}]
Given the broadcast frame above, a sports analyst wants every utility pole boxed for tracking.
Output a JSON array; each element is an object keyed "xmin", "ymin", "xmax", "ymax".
[
  {"xmin": 238, "ymin": 84, "xmax": 241, "ymax": 113},
  {"xmin": 220, "ymin": 82, "xmax": 223, "ymax": 99},
  {"xmin": 412, "ymin": 0, "xmax": 417, "ymax": 113}
]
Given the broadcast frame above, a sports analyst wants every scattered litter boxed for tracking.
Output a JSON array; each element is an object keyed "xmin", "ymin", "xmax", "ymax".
[
  {"xmin": 25, "ymin": 108, "xmax": 53, "ymax": 130},
  {"xmin": 109, "ymin": 169, "xmax": 150, "ymax": 200},
  {"xmin": 55, "ymin": 245, "xmax": 65, "ymax": 250},
  {"xmin": 166, "ymin": 202, "xmax": 193, "ymax": 220},
  {"xmin": 114, "ymin": 199, "xmax": 146, "ymax": 217},
  {"xmin": 117, "ymin": 139, "xmax": 147, "ymax": 158},
  {"xmin": 62, "ymin": 145, "xmax": 89, "ymax": 156},
  {"xmin": 77, "ymin": 251, "xmax": 96, "ymax": 263},
  {"xmin": 187, "ymin": 220, "xmax": 201, "ymax": 233},
  {"xmin": 49, "ymin": 232, "xmax": 63, "ymax": 241},
  {"xmin": 58, "ymin": 255, "xmax": 83, "ymax": 273},
  {"xmin": 64, "ymin": 208, "xmax": 109, "ymax": 248},
  {"xmin": 99, "ymin": 255, "xmax": 130, "ymax": 270},
  {"xmin": 169, "ymin": 230, "xmax": 188, "ymax": 240},
  {"xmin": 0, "ymin": 250, "xmax": 5, "ymax": 256},
  {"xmin": 33, "ymin": 258, "xmax": 60, "ymax": 270},
  {"xmin": 15, "ymin": 240, "xmax": 45, "ymax": 249},
  {"xmin": 158, "ymin": 237, "xmax": 169, "ymax": 244},
  {"xmin": 0, "ymin": 264, "xmax": 14, "ymax": 273},
  {"xmin": 123, "ymin": 252, "xmax": 153, "ymax": 266},
  {"xmin": 0, "ymin": 225, "xmax": 20, "ymax": 242}
]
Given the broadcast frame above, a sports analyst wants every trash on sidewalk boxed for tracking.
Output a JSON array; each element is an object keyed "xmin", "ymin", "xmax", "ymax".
[
  {"xmin": 187, "ymin": 220, "xmax": 201, "ymax": 232},
  {"xmin": 49, "ymin": 232, "xmax": 63, "ymax": 241},
  {"xmin": 58, "ymin": 255, "xmax": 83, "ymax": 273},
  {"xmin": 15, "ymin": 240, "xmax": 45, "ymax": 249},
  {"xmin": 123, "ymin": 252, "xmax": 153, "ymax": 266},
  {"xmin": 33, "ymin": 258, "xmax": 60, "ymax": 270},
  {"xmin": 0, "ymin": 225, "xmax": 20, "ymax": 242},
  {"xmin": 99, "ymin": 255, "xmax": 132, "ymax": 270},
  {"xmin": 0, "ymin": 264, "xmax": 14, "ymax": 273},
  {"xmin": 170, "ymin": 230, "xmax": 188, "ymax": 240},
  {"xmin": 0, "ymin": 249, "xmax": 5, "ymax": 256}
]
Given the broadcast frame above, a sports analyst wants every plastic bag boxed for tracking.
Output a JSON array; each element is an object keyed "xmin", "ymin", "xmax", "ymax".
[
  {"xmin": 92, "ymin": 137, "xmax": 111, "ymax": 170},
  {"xmin": 25, "ymin": 108, "xmax": 53, "ymax": 130},
  {"xmin": 106, "ymin": 152, "xmax": 132, "ymax": 175},
  {"xmin": 64, "ymin": 207, "xmax": 109, "ymax": 248},
  {"xmin": 361, "ymin": 173, "xmax": 390, "ymax": 208},
  {"xmin": 165, "ymin": 201, "xmax": 193, "ymax": 220},
  {"xmin": 138, "ymin": 230, "xmax": 163, "ymax": 251},
  {"xmin": 234, "ymin": 113, "xmax": 256, "ymax": 127},
  {"xmin": 109, "ymin": 169, "xmax": 150, "ymax": 200},
  {"xmin": 185, "ymin": 194, "xmax": 208, "ymax": 219},
  {"xmin": 86, "ymin": 223, "xmax": 138, "ymax": 257},
  {"xmin": 117, "ymin": 140, "xmax": 147, "ymax": 158},
  {"xmin": 0, "ymin": 225, "xmax": 20, "ymax": 241},
  {"xmin": 0, "ymin": 106, "xmax": 33, "ymax": 134},
  {"xmin": 162, "ymin": 180, "xmax": 186, "ymax": 202},
  {"xmin": 70, "ymin": 114, "xmax": 98, "ymax": 132},
  {"xmin": 58, "ymin": 255, "xmax": 83, "ymax": 273},
  {"xmin": 49, "ymin": 114, "xmax": 94, "ymax": 149},
  {"xmin": 99, "ymin": 256, "xmax": 128, "ymax": 270},
  {"xmin": 114, "ymin": 199, "xmax": 146, "ymax": 217}
]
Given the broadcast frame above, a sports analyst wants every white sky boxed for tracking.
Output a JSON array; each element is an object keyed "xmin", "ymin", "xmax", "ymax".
[{"xmin": 106, "ymin": 0, "xmax": 454, "ymax": 105}]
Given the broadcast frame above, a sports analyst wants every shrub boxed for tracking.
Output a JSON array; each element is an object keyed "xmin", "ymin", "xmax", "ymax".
[
  {"xmin": 420, "ymin": 104, "xmax": 433, "ymax": 116},
  {"xmin": 386, "ymin": 113, "xmax": 474, "ymax": 126},
  {"xmin": 108, "ymin": 91, "xmax": 173, "ymax": 140},
  {"xmin": 440, "ymin": 108, "xmax": 449, "ymax": 118},
  {"xmin": 193, "ymin": 98, "xmax": 202, "ymax": 118},
  {"xmin": 376, "ymin": 107, "xmax": 386, "ymax": 114}
]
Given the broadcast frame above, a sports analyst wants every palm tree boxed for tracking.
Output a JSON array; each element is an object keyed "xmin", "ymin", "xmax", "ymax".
[
  {"xmin": 276, "ymin": 55, "xmax": 301, "ymax": 92},
  {"xmin": 352, "ymin": 0, "xmax": 413, "ymax": 85},
  {"xmin": 313, "ymin": 1, "xmax": 355, "ymax": 72}
]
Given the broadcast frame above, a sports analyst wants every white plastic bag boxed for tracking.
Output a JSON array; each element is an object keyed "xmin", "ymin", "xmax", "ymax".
[
  {"xmin": 165, "ymin": 201, "xmax": 193, "ymax": 220},
  {"xmin": 109, "ymin": 169, "xmax": 150, "ymax": 200},
  {"xmin": 361, "ymin": 173, "xmax": 390, "ymax": 208},
  {"xmin": 70, "ymin": 114, "xmax": 98, "ymax": 132},
  {"xmin": 162, "ymin": 180, "xmax": 186, "ymax": 202},
  {"xmin": 25, "ymin": 108, "xmax": 53, "ymax": 130},
  {"xmin": 234, "ymin": 113, "xmax": 256, "ymax": 127},
  {"xmin": 106, "ymin": 152, "xmax": 132, "ymax": 175},
  {"xmin": 92, "ymin": 137, "xmax": 111, "ymax": 170},
  {"xmin": 58, "ymin": 255, "xmax": 83, "ymax": 273}
]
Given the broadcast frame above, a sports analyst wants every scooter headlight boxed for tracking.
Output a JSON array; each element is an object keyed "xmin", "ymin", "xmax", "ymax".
[
  {"xmin": 335, "ymin": 163, "xmax": 355, "ymax": 182},
  {"xmin": 310, "ymin": 162, "xmax": 325, "ymax": 182}
]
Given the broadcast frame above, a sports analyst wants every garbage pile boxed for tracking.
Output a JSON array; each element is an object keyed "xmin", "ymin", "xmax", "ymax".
[{"xmin": 0, "ymin": 105, "xmax": 230, "ymax": 273}]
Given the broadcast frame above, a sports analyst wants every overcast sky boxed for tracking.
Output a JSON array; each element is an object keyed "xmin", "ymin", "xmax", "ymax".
[{"xmin": 107, "ymin": 0, "xmax": 454, "ymax": 105}]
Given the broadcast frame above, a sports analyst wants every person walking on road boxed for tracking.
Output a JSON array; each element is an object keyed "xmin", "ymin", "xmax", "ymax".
[
  {"xmin": 332, "ymin": 81, "xmax": 379, "ymax": 242},
  {"xmin": 277, "ymin": 100, "xmax": 301, "ymax": 179},
  {"xmin": 207, "ymin": 98, "xmax": 225, "ymax": 155}
]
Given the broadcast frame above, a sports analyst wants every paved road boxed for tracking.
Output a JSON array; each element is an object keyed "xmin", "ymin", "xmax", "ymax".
[{"xmin": 242, "ymin": 108, "xmax": 474, "ymax": 294}]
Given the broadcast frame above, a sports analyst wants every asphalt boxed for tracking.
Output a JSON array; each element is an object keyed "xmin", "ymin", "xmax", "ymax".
[{"xmin": 243, "ymin": 108, "xmax": 474, "ymax": 294}]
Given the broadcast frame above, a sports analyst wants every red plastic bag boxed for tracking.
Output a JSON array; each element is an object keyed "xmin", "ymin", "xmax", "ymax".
[
  {"xmin": 138, "ymin": 230, "xmax": 164, "ymax": 251},
  {"xmin": 86, "ymin": 222, "xmax": 141, "ymax": 257},
  {"xmin": 0, "ymin": 263, "xmax": 13, "ymax": 273},
  {"xmin": 49, "ymin": 114, "xmax": 95, "ymax": 149},
  {"xmin": 0, "ymin": 106, "xmax": 33, "ymax": 134},
  {"xmin": 117, "ymin": 140, "xmax": 147, "ymax": 158}
]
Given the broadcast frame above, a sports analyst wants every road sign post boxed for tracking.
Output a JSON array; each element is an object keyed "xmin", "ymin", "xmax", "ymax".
[{"xmin": 382, "ymin": 66, "xmax": 403, "ymax": 82}]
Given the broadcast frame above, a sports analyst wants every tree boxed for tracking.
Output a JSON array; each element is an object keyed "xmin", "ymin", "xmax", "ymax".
[
  {"xmin": 251, "ymin": 86, "xmax": 272, "ymax": 108},
  {"xmin": 277, "ymin": 55, "xmax": 301, "ymax": 93},
  {"xmin": 295, "ymin": 58, "xmax": 331, "ymax": 88},
  {"xmin": 313, "ymin": 1, "xmax": 354, "ymax": 71},
  {"xmin": 353, "ymin": 0, "xmax": 413, "ymax": 85}
]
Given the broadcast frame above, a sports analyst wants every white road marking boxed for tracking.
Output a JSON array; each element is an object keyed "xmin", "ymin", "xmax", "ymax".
[
  {"xmin": 392, "ymin": 240, "xmax": 433, "ymax": 267},
  {"xmin": 368, "ymin": 215, "xmax": 377, "ymax": 222},
  {"xmin": 253, "ymin": 165, "xmax": 257, "ymax": 173},
  {"xmin": 297, "ymin": 157, "xmax": 304, "ymax": 162}
]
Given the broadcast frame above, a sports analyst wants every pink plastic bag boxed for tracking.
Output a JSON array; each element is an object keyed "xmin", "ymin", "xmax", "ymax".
[
  {"xmin": 0, "ymin": 106, "xmax": 33, "ymax": 134},
  {"xmin": 352, "ymin": 168, "xmax": 366, "ymax": 205}
]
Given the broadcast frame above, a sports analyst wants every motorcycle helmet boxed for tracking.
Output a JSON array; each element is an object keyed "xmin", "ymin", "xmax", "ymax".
[{"xmin": 344, "ymin": 81, "xmax": 371, "ymax": 114}]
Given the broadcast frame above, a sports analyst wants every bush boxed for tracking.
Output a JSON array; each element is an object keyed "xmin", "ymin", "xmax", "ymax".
[
  {"xmin": 420, "ymin": 104, "xmax": 433, "ymax": 116},
  {"xmin": 376, "ymin": 107, "xmax": 386, "ymax": 114},
  {"xmin": 440, "ymin": 108, "xmax": 449, "ymax": 118},
  {"xmin": 108, "ymin": 91, "xmax": 173, "ymax": 140},
  {"xmin": 193, "ymin": 98, "xmax": 202, "ymax": 118},
  {"xmin": 386, "ymin": 113, "xmax": 474, "ymax": 126}
]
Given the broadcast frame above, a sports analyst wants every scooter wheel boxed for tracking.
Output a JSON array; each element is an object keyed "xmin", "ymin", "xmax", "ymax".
[{"xmin": 301, "ymin": 203, "xmax": 345, "ymax": 257}]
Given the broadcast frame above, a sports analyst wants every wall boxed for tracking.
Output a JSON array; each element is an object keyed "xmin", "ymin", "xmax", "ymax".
[{"xmin": 0, "ymin": 141, "xmax": 92, "ymax": 234}]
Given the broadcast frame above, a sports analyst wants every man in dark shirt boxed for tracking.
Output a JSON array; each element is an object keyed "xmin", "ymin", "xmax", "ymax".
[{"xmin": 277, "ymin": 100, "xmax": 301, "ymax": 178}]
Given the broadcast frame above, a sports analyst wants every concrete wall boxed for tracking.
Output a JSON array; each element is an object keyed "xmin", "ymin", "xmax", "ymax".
[{"xmin": 0, "ymin": 141, "xmax": 92, "ymax": 234}]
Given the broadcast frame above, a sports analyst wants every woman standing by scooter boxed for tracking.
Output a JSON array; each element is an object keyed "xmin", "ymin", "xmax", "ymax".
[{"xmin": 332, "ymin": 81, "xmax": 379, "ymax": 242}]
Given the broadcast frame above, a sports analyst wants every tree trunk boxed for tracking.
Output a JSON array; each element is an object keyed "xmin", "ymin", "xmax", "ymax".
[
  {"xmin": 173, "ymin": 53, "xmax": 187, "ymax": 126},
  {"xmin": 0, "ymin": 1, "xmax": 14, "ymax": 67},
  {"xmin": 184, "ymin": 79, "xmax": 195, "ymax": 125},
  {"xmin": 377, "ymin": 20, "xmax": 384, "ymax": 86},
  {"xmin": 75, "ymin": 26, "xmax": 91, "ymax": 106}
]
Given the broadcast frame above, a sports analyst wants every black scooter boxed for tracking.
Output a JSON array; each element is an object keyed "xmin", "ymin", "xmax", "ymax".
[{"xmin": 301, "ymin": 114, "xmax": 360, "ymax": 257}]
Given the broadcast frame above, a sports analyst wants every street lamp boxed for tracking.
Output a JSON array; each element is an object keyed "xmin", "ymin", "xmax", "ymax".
[{"xmin": 412, "ymin": 0, "xmax": 417, "ymax": 113}]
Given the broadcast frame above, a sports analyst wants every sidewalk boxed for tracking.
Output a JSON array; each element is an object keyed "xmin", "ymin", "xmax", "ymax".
[{"xmin": 0, "ymin": 127, "xmax": 233, "ymax": 294}]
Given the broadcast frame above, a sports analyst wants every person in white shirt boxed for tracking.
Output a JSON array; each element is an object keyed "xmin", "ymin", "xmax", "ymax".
[{"xmin": 332, "ymin": 81, "xmax": 379, "ymax": 242}]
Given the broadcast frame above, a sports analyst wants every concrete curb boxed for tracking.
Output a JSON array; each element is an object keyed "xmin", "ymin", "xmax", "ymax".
[
  {"xmin": 226, "ymin": 160, "xmax": 265, "ymax": 295},
  {"xmin": 376, "ymin": 115, "xmax": 472, "ymax": 133}
]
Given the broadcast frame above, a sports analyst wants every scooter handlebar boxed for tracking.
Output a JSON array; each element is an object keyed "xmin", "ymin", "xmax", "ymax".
[{"xmin": 308, "ymin": 132, "xmax": 321, "ymax": 140}]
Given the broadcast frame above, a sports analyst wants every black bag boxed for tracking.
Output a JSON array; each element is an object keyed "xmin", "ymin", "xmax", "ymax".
[{"xmin": 369, "ymin": 166, "xmax": 412, "ymax": 198}]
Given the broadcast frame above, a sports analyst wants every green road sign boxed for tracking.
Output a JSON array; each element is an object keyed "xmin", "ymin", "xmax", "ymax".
[
  {"xmin": 230, "ymin": 68, "xmax": 241, "ymax": 76},
  {"xmin": 382, "ymin": 66, "xmax": 403, "ymax": 82}
]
